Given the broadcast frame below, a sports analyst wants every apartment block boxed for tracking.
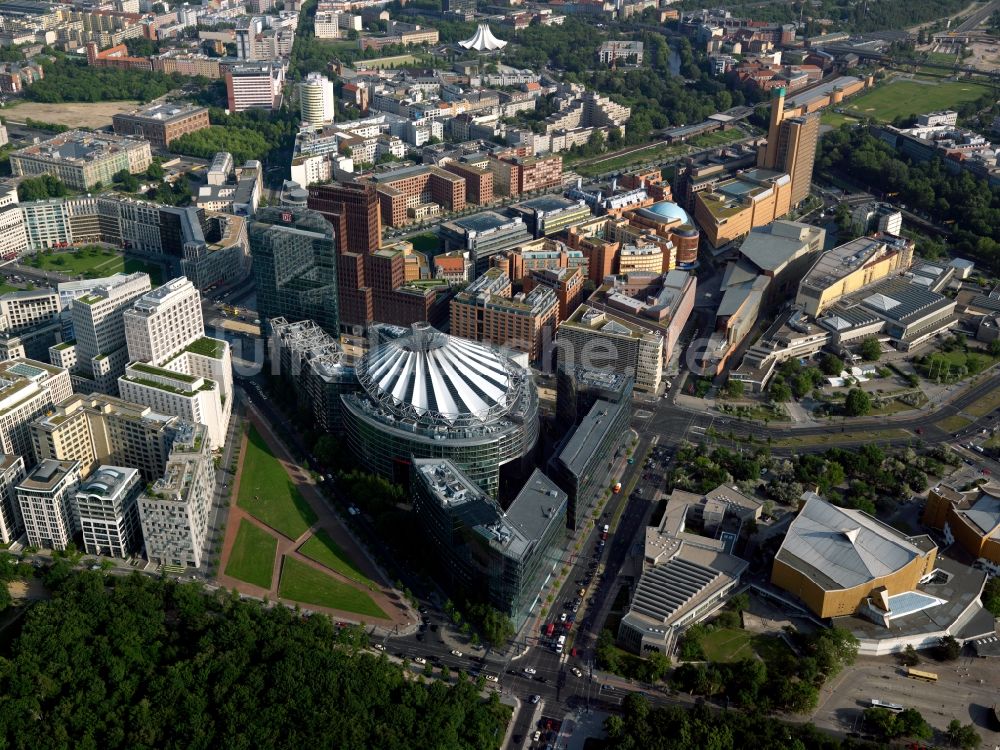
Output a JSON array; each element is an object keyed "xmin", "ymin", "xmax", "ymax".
[
  {"xmin": 0, "ymin": 359, "xmax": 72, "ymax": 464},
  {"xmin": 370, "ymin": 165, "xmax": 466, "ymax": 227},
  {"xmin": 138, "ymin": 422, "xmax": 214, "ymax": 567},
  {"xmin": 10, "ymin": 130, "xmax": 152, "ymax": 191},
  {"xmin": 118, "ymin": 362, "xmax": 228, "ymax": 448},
  {"xmin": 0, "ymin": 289, "xmax": 60, "ymax": 333},
  {"xmin": 489, "ymin": 153, "xmax": 562, "ymax": 197},
  {"xmin": 442, "ymin": 160, "xmax": 494, "ymax": 205},
  {"xmin": 112, "ymin": 103, "xmax": 210, "ymax": 149},
  {"xmin": 523, "ymin": 266, "xmax": 584, "ymax": 322},
  {"xmin": 124, "ymin": 278, "xmax": 204, "ymax": 367},
  {"xmin": 16, "ymin": 197, "xmax": 249, "ymax": 292},
  {"xmin": 597, "ymin": 40, "xmax": 643, "ymax": 65},
  {"xmin": 450, "ymin": 268, "xmax": 557, "ymax": 361},
  {"xmin": 0, "ymin": 454, "xmax": 25, "ymax": 544},
  {"xmin": 0, "ymin": 204, "xmax": 28, "ymax": 259},
  {"xmin": 68, "ymin": 272, "xmax": 152, "ymax": 394},
  {"xmin": 15, "ymin": 458, "xmax": 81, "ymax": 551},
  {"xmin": 31, "ymin": 393, "xmax": 188, "ymax": 482},
  {"xmin": 75, "ymin": 464, "xmax": 141, "ymax": 557},
  {"xmin": 225, "ymin": 61, "xmax": 285, "ymax": 112}
]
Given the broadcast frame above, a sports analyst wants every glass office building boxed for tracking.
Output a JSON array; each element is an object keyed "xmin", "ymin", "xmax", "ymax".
[
  {"xmin": 249, "ymin": 207, "xmax": 338, "ymax": 336},
  {"xmin": 412, "ymin": 459, "xmax": 567, "ymax": 629}
]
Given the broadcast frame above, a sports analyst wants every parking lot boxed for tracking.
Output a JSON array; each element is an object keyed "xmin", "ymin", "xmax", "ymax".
[{"xmin": 812, "ymin": 656, "xmax": 1000, "ymax": 743}]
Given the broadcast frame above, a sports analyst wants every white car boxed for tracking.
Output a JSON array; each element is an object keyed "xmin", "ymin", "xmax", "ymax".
[
  {"xmin": 451, "ymin": 649, "xmax": 463, "ymax": 657},
  {"xmin": 484, "ymin": 674, "xmax": 499, "ymax": 683},
  {"xmin": 373, "ymin": 643, "xmax": 385, "ymax": 651},
  {"xmin": 571, "ymin": 667, "xmax": 583, "ymax": 678},
  {"xmin": 530, "ymin": 696, "xmax": 541, "ymax": 706},
  {"xmin": 559, "ymin": 613, "xmax": 567, "ymax": 623},
  {"xmin": 523, "ymin": 667, "xmax": 537, "ymax": 676},
  {"xmin": 413, "ymin": 656, "xmax": 426, "ymax": 665}
]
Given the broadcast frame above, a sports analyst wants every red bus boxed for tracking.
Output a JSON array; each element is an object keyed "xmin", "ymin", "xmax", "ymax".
[{"xmin": 544, "ymin": 622, "xmax": 555, "ymax": 637}]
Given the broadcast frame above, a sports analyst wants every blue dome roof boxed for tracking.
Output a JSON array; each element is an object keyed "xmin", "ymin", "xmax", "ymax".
[{"xmin": 646, "ymin": 201, "xmax": 691, "ymax": 225}]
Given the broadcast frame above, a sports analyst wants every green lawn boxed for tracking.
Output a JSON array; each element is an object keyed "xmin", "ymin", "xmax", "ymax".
[
  {"xmin": 299, "ymin": 529, "xmax": 376, "ymax": 588},
  {"xmin": 923, "ymin": 51, "xmax": 960, "ymax": 66},
  {"xmin": 965, "ymin": 385, "xmax": 1000, "ymax": 417},
  {"xmin": 224, "ymin": 520, "xmax": 278, "ymax": 588},
  {"xmin": 688, "ymin": 129, "xmax": 744, "ymax": 148},
  {"xmin": 841, "ymin": 79, "xmax": 992, "ymax": 122},
  {"xmin": 700, "ymin": 627, "xmax": 790, "ymax": 663},
  {"xmin": 237, "ymin": 425, "xmax": 318, "ymax": 539},
  {"xmin": 278, "ymin": 557, "xmax": 388, "ymax": 618},
  {"xmin": 409, "ymin": 232, "xmax": 440, "ymax": 255},
  {"xmin": 26, "ymin": 248, "xmax": 165, "ymax": 285},
  {"xmin": 821, "ymin": 110, "xmax": 861, "ymax": 128},
  {"xmin": 575, "ymin": 143, "xmax": 683, "ymax": 177},
  {"xmin": 771, "ymin": 428, "xmax": 911, "ymax": 448},
  {"xmin": 0, "ymin": 283, "xmax": 22, "ymax": 295},
  {"xmin": 935, "ymin": 414, "xmax": 973, "ymax": 432}
]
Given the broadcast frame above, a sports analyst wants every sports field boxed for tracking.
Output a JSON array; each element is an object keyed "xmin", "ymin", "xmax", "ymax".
[{"xmin": 841, "ymin": 79, "xmax": 991, "ymax": 122}]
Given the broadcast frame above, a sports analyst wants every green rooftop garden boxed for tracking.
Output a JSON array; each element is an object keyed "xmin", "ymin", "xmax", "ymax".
[
  {"xmin": 130, "ymin": 362, "xmax": 198, "ymax": 384},
  {"xmin": 184, "ymin": 337, "xmax": 226, "ymax": 359}
]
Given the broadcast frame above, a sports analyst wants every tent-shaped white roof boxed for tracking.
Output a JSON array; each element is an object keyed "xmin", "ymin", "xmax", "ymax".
[{"xmin": 459, "ymin": 24, "xmax": 507, "ymax": 51}]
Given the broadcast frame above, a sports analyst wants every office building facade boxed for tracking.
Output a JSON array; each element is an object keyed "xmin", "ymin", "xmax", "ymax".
[
  {"xmin": 0, "ymin": 454, "xmax": 25, "ymax": 544},
  {"xmin": 75, "ymin": 465, "xmax": 141, "ymax": 557},
  {"xmin": 16, "ymin": 458, "xmax": 81, "ymax": 550},
  {"xmin": 249, "ymin": 207, "xmax": 339, "ymax": 336},
  {"xmin": 112, "ymin": 103, "xmax": 210, "ymax": 149},
  {"xmin": 412, "ymin": 459, "xmax": 567, "ymax": 629},
  {"xmin": 138, "ymin": 422, "xmax": 214, "ymax": 568}
]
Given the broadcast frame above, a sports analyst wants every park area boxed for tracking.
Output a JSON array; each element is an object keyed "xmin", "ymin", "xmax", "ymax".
[
  {"xmin": 5, "ymin": 100, "xmax": 141, "ymax": 129},
  {"xmin": 223, "ymin": 423, "xmax": 392, "ymax": 620},
  {"xmin": 25, "ymin": 247, "xmax": 165, "ymax": 285},
  {"xmin": 277, "ymin": 557, "xmax": 387, "ymax": 618},
  {"xmin": 224, "ymin": 520, "xmax": 278, "ymax": 589},
  {"xmin": 236, "ymin": 425, "xmax": 318, "ymax": 539},
  {"xmin": 839, "ymin": 78, "xmax": 992, "ymax": 122},
  {"xmin": 300, "ymin": 530, "xmax": 377, "ymax": 589},
  {"xmin": 699, "ymin": 627, "xmax": 789, "ymax": 663}
]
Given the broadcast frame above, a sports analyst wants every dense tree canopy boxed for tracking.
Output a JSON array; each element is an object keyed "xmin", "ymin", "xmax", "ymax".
[
  {"xmin": 26, "ymin": 59, "xmax": 182, "ymax": 103},
  {"xmin": 170, "ymin": 125, "xmax": 271, "ymax": 165},
  {"xmin": 819, "ymin": 127, "xmax": 1000, "ymax": 271},
  {"xmin": 605, "ymin": 693, "xmax": 874, "ymax": 750},
  {"xmin": 16, "ymin": 174, "xmax": 67, "ymax": 201},
  {"xmin": 0, "ymin": 567, "xmax": 508, "ymax": 749}
]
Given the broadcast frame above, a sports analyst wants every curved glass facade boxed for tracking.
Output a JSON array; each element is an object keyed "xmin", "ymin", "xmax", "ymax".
[{"xmin": 341, "ymin": 383, "xmax": 538, "ymax": 495}]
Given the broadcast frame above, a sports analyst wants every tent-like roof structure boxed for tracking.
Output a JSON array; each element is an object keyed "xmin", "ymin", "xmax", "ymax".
[
  {"xmin": 459, "ymin": 24, "xmax": 507, "ymax": 51},
  {"xmin": 355, "ymin": 322, "xmax": 522, "ymax": 426}
]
